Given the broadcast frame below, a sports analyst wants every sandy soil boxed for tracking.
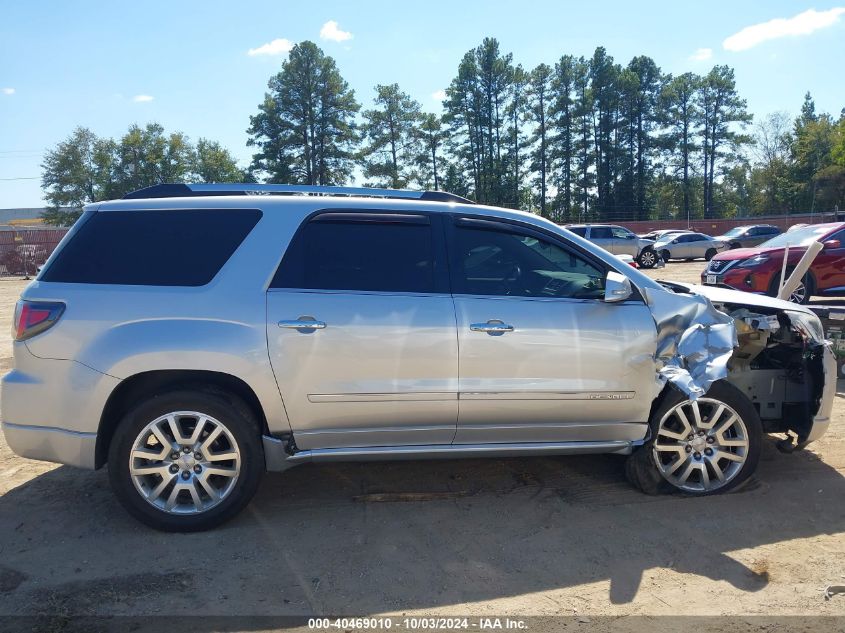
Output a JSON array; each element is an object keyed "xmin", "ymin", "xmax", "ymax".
[{"xmin": 0, "ymin": 266, "xmax": 843, "ymax": 625}]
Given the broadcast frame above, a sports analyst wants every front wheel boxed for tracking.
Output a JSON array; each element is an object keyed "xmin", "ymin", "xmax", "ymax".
[
  {"xmin": 704, "ymin": 248, "xmax": 717, "ymax": 261},
  {"xmin": 108, "ymin": 389, "xmax": 264, "ymax": 532},
  {"xmin": 626, "ymin": 381, "xmax": 761, "ymax": 496},
  {"xmin": 767, "ymin": 268, "xmax": 813, "ymax": 305},
  {"xmin": 637, "ymin": 248, "xmax": 658, "ymax": 269}
]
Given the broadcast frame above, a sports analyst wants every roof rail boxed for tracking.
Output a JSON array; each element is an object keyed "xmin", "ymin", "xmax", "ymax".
[{"xmin": 122, "ymin": 183, "xmax": 475, "ymax": 204}]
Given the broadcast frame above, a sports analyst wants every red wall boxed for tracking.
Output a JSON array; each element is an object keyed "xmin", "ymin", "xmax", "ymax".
[{"xmin": 617, "ymin": 213, "xmax": 839, "ymax": 235}]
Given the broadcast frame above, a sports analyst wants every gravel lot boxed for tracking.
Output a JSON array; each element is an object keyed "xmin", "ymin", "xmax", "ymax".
[{"xmin": 0, "ymin": 263, "xmax": 843, "ymax": 626}]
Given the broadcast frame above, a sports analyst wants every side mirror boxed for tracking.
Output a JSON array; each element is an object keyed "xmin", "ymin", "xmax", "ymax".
[
  {"xmin": 604, "ymin": 271, "xmax": 633, "ymax": 303},
  {"xmin": 823, "ymin": 239, "xmax": 841, "ymax": 250}
]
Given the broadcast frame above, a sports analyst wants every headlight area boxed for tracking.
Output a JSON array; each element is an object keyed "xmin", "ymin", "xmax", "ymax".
[{"xmin": 715, "ymin": 304, "xmax": 827, "ymax": 450}]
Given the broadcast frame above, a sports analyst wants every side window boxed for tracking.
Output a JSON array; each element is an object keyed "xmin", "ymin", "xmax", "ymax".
[
  {"xmin": 590, "ymin": 226, "xmax": 613, "ymax": 240},
  {"xmin": 450, "ymin": 224, "xmax": 606, "ymax": 300},
  {"xmin": 611, "ymin": 226, "xmax": 632, "ymax": 239},
  {"xmin": 41, "ymin": 209, "xmax": 262, "ymax": 286},
  {"xmin": 567, "ymin": 226, "xmax": 587, "ymax": 237},
  {"xmin": 272, "ymin": 214, "xmax": 435, "ymax": 293}
]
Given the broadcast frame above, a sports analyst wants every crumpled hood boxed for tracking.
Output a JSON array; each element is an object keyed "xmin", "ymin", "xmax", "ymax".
[{"xmin": 670, "ymin": 282, "xmax": 815, "ymax": 316}]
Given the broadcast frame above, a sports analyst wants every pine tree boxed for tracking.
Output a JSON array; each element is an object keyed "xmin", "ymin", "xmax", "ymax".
[{"xmin": 360, "ymin": 84, "xmax": 423, "ymax": 188}]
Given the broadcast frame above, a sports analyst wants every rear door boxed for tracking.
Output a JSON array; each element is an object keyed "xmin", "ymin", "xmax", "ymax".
[
  {"xmin": 266, "ymin": 211, "xmax": 458, "ymax": 449},
  {"xmin": 589, "ymin": 226, "xmax": 616, "ymax": 253},
  {"xmin": 446, "ymin": 216, "xmax": 657, "ymax": 445},
  {"xmin": 813, "ymin": 228, "xmax": 845, "ymax": 291}
]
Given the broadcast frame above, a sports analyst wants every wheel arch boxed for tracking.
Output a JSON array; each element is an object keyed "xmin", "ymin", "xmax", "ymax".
[{"xmin": 95, "ymin": 369, "xmax": 270, "ymax": 469}]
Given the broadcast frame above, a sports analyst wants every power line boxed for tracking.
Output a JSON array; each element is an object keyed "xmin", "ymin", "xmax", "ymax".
[{"xmin": 0, "ymin": 177, "xmax": 39, "ymax": 181}]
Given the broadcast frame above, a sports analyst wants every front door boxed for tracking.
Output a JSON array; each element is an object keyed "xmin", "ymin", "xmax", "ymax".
[
  {"xmin": 445, "ymin": 216, "xmax": 658, "ymax": 445},
  {"xmin": 266, "ymin": 211, "xmax": 458, "ymax": 449}
]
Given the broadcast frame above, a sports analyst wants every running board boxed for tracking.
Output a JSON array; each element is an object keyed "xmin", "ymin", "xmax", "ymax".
[{"xmin": 262, "ymin": 436, "xmax": 632, "ymax": 472}]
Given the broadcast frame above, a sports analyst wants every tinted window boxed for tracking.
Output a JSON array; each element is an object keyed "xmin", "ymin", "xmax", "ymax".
[
  {"xmin": 590, "ymin": 227, "xmax": 613, "ymax": 239},
  {"xmin": 451, "ymin": 225, "xmax": 605, "ymax": 299},
  {"xmin": 272, "ymin": 215, "xmax": 435, "ymax": 293},
  {"xmin": 41, "ymin": 209, "xmax": 261, "ymax": 286},
  {"xmin": 567, "ymin": 226, "xmax": 587, "ymax": 237}
]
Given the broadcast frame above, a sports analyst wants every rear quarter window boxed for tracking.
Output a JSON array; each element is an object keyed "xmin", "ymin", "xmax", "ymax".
[{"xmin": 40, "ymin": 208, "xmax": 262, "ymax": 286}]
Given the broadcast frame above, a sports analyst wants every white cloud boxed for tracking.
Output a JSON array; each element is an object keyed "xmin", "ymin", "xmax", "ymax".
[
  {"xmin": 247, "ymin": 38, "xmax": 294, "ymax": 57},
  {"xmin": 723, "ymin": 7, "xmax": 845, "ymax": 51},
  {"xmin": 132, "ymin": 94, "xmax": 154, "ymax": 103},
  {"xmin": 320, "ymin": 20, "xmax": 353, "ymax": 42},
  {"xmin": 2, "ymin": 87, "xmax": 14, "ymax": 95},
  {"xmin": 690, "ymin": 47, "xmax": 713, "ymax": 61},
  {"xmin": 432, "ymin": 89, "xmax": 446, "ymax": 101}
]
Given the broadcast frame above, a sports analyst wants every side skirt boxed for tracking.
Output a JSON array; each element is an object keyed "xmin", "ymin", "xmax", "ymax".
[{"xmin": 261, "ymin": 436, "xmax": 632, "ymax": 472}]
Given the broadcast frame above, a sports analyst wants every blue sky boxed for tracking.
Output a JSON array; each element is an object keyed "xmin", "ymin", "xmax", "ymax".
[{"xmin": 1, "ymin": 1, "xmax": 844, "ymax": 208}]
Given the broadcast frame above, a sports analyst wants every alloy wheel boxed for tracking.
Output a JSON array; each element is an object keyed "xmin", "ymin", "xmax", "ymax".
[
  {"xmin": 639, "ymin": 250, "xmax": 657, "ymax": 268},
  {"xmin": 652, "ymin": 398, "xmax": 749, "ymax": 493},
  {"xmin": 129, "ymin": 411, "xmax": 241, "ymax": 514}
]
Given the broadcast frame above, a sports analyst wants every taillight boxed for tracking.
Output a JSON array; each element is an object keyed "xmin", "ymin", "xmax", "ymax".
[{"xmin": 13, "ymin": 300, "xmax": 65, "ymax": 341}]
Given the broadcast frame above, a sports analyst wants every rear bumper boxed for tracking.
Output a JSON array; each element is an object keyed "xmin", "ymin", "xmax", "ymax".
[
  {"xmin": 1, "ymin": 343, "xmax": 119, "ymax": 469},
  {"xmin": 1, "ymin": 422, "xmax": 97, "ymax": 469}
]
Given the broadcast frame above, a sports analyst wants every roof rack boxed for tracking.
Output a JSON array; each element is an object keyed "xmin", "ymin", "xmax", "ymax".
[{"xmin": 122, "ymin": 183, "xmax": 475, "ymax": 204}]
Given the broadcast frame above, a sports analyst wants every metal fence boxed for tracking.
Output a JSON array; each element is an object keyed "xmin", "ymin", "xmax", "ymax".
[{"xmin": 0, "ymin": 229, "xmax": 69, "ymax": 276}]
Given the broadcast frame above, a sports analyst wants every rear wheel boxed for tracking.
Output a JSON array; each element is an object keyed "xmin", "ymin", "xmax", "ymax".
[
  {"xmin": 108, "ymin": 389, "xmax": 264, "ymax": 532},
  {"xmin": 637, "ymin": 248, "xmax": 658, "ymax": 269},
  {"xmin": 626, "ymin": 381, "xmax": 761, "ymax": 496},
  {"xmin": 704, "ymin": 248, "xmax": 717, "ymax": 261}
]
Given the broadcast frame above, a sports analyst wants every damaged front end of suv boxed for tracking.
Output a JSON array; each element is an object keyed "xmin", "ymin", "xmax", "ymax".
[{"xmin": 647, "ymin": 282, "xmax": 835, "ymax": 451}]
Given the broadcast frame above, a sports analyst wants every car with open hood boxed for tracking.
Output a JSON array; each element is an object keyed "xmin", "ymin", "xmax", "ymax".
[
  {"xmin": 1, "ymin": 184, "xmax": 836, "ymax": 531},
  {"xmin": 702, "ymin": 222, "xmax": 845, "ymax": 304}
]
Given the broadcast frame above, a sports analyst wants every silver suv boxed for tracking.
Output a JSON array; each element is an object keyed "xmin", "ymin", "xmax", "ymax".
[
  {"xmin": 566, "ymin": 224, "xmax": 659, "ymax": 268},
  {"xmin": 1, "ymin": 184, "xmax": 836, "ymax": 531}
]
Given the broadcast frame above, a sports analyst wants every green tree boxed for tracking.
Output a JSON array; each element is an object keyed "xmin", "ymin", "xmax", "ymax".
[
  {"xmin": 698, "ymin": 65, "xmax": 752, "ymax": 217},
  {"xmin": 415, "ymin": 113, "xmax": 446, "ymax": 190},
  {"xmin": 750, "ymin": 112, "xmax": 793, "ymax": 212},
  {"xmin": 661, "ymin": 73, "xmax": 701, "ymax": 220},
  {"xmin": 551, "ymin": 55, "xmax": 576, "ymax": 218},
  {"xmin": 193, "ymin": 139, "xmax": 245, "ymax": 182},
  {"xmin": 528, "ymin": 63, "xmax": 553, "ymax": 218},
  {"xmin": 360, "ymin": 84, "xmax": 422, "ymax": 188},
  {"xmin": 247, "ymin": 41, "xmax": 360, "ymax": 185},
  {"xmin": 40, "ymin": 127, "xmax": 117, "ymax": 225}
]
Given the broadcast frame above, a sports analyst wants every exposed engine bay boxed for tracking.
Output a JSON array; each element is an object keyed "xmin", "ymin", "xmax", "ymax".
[{"xmin": 645, "ymin": 281, "xmax": 832, "ymax": 450}]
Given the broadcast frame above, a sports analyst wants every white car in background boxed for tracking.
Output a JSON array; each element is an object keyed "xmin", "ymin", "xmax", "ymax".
[{"xmin": 566, "ymin": 224, "xmax": 660, "ymax": 268}]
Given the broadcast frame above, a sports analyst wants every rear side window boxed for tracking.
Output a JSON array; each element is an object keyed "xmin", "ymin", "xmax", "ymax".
[
  {"xmin": 567, "ymin": 226, "xmax": 587, "ymax": 237},
  {"xmin": 272, "ymin": 214, "xmax": 435, "ymax": 293},
  {"xmin": 41, "ymin": 209, "xmax": 261, "ymax": 286}
]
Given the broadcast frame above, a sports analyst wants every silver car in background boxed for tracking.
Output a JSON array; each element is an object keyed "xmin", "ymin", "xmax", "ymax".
[
  {"xmin": 566, "ymin": 224, "xmax": 660, "ymax": 268},
  {"xmin": 0, "ymin": 184, "xmax": 835, "ymax": 531},
  {"xmin": 654, "ymin": 231, "xmax": 729, "ymax": 262}
]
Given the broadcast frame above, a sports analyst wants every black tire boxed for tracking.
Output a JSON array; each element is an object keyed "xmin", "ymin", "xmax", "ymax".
[
  {"xmin": 661, "ymin": 249, "xmax": 671, "ymax": 263},
  {"xmin": 704, "ymin": 248, "xmax": 717, "ymax": 261},
  {"xmin": 108, "ymin": 389, "xmax": 264, "ymax": 532},
  {"xmin": 626, "ymin": 381, "xmax": 762, "ymax": 496},
  {"xmin": 637, "ymin": 248, "xmax": 658, "ymax": 269},
  {"xmin": 766, "ymin": 267, "xmax": 814, "ymax": 305}
]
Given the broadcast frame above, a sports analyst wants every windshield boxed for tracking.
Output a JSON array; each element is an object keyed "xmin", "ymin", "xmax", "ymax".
[
  {"xmin": 722, "ymin": 227, "xmax": 746, "ymax": 237},
  {"xmin": 760, "ymin": 224, "xmax": 834, "ymax": 248}
]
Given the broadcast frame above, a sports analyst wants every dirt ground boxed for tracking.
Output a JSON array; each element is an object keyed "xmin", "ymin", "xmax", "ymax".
[{"xmin": 0, "ymin": 264, "xmax": 844, "ymax": 625}]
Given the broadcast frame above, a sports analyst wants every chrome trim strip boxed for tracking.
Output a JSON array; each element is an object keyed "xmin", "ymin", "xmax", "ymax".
[
  {"xmin": 459, "ymin": 391, "xmax": 635, "ymax": 401},
  {"xmin": 307, "ymin": 392, "xmax": 457, "ymax": 403}
]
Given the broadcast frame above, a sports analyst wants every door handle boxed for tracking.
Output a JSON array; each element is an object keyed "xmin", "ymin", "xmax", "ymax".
[
  {"xmin": 278, "ymin": 318, "xmax": 327, "ymax": 330},
  {"xmin": 470, "ymin": 320, "xmax": 514, "ymax": 334}
]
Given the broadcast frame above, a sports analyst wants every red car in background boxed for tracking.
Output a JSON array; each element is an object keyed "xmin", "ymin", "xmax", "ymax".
[{"xmin": 701, "ymin": 222, "xmax": 845, "ymax": 304}]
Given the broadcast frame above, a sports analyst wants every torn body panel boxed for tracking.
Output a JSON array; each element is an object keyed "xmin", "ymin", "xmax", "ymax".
[{"xmin": 644, "ymin": 282, "xmax": 833, "ymax": 449}]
